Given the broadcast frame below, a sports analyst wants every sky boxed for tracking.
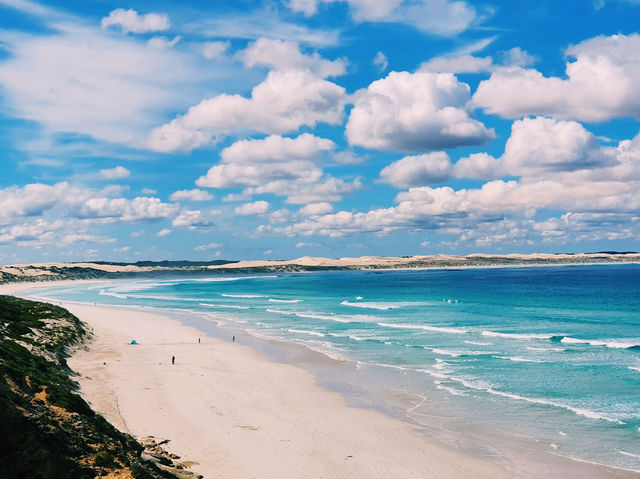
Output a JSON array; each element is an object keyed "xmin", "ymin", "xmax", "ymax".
[{"xmin": 0, "ymin": 0, "xmax": 639, "ymax": 263}]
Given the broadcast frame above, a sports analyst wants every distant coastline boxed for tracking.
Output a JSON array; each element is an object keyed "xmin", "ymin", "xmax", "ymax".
[{"xmin": 1, "ymin": 252, "xmax": 639, "ymax": 284}]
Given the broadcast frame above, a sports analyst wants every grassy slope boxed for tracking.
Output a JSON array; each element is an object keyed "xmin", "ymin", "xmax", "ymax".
[{"xmin": 0, "ymin": 295, "xmax": 180, "ymax": 479}]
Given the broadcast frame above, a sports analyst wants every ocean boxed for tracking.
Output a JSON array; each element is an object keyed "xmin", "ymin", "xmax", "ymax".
[{"xmin": 30, "ymin": 264, "xmax": 640, "ymax": 474}]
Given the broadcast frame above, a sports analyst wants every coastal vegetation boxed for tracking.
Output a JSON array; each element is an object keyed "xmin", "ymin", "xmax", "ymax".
[{"xmin": 0, "ymin": 295, "xmax": 194, "ymax": 478}]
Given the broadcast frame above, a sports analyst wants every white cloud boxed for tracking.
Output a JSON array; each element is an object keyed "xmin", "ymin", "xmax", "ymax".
[
  {"xmin": 281, "ymin": 125, "xmax": 640, "ymax": 242},
  {"xmin": 287, "ymin": 0, "xmax": 477, "ymax": 36},
  {"xmin": 75, "ymin": 196, "xmax": 178, "ymax": 222},
  {"xmin": 100, "ymin": 166, "xmax": 130, "ymax": 180},
  {"xmin": 373, "ymin": 51, "xmax": 389, "ymax": 72},
  {"xmin": 101, "ymin": 8, "xmax": 170, "ymax": 34},
  {"xmin": 0, "ymin": 22, "xmax": 211, "ymax": 148},
  {"xmin": 148, "ymin": 70, "xmax": 347, "ymax": 152},
  {"xmin": 379, "ymin": 152, "xmax": 453, "ymax": 188},
  {"xmin": 346, "ymin": 71, "xmax": 494, "ymax": 152},
  {"xmin": 235, "ymin": 201, "xmax": 270, "ymax": 215},
  {"xmin": 170, "ymin": 189, "xmax": 214, "ymax": 202},
  {"xmin": 420, "ymin": 55, "xmax": 493, "ymax": 74},
  {"xmin": 296, "ymin": 241, "xmax": 322, "ymax": 248},
  {"xmin": 473, "ymin": 34, "xmax": 640, "ymax": 122},
  {"xmin": 147, "ymin": 35, "xmax": 181, "ymax": 50},
  {"xmin": 172, "ymin": 209, "xmax": 213, "ymax": 228},
  {"xmin": 0, "ymin": 183, "xmax": 61, "ymax": 222},
  {"xmin": 419, "ymin": 41, "xmax": 535, "ymax": 75},
  {"xmin": 196, "ymin": 134, "xmax": 334, "ymax": 189},
  {"xmin": 194, "ymin": 242, "xmax": 223, "ymax": 251},
  {"xmin": 499, "ymin": 47, "xmax": 536, "ymax": 68},
  {"xmin": 333, "ymin": 150, "xmax": 366, "ymax": 164},
  {"xmin": 202, "ymin": 41, "xmax": 230, "ymax": 59},
  {"xmin": 186, "ymin": 7, "xmax": 340, "ymax": 47},
  {"xmin": 222, "ymin": 193, "xmax": 252, "ymax": 203},
  {"xmin": 247, "ymin": 177, "xmax": 362, "ymax": 204},
  {"xmin": 141, "ymin": 188, "xmax": 157, "ymax": 195},
  {"xmin": 287, "ymin": 0, "xmax": 323, "ymax": 16},
  {"xmin": 0, "ymin": 219, "xmax": 60, "ymax": 243},
  {"xmin": 0, "ymin": 181, "xmax": 182, "ymax": 239},
  {"xmin": 241, "ymin": 38, "xmax": 347, "ymax": 78},
  {"xmin": 157, "ymin": 228, "xmax": 172, "ymax": 237},
  {"xmin": 453, "ymin": 153, "xmax": 501, "ymax": 179},
  {"xmin": 498, "ymin": 117, "xmax": 609, "ymax": 176},
  {"xmin": 453, "ymin": 117, "xmax": 611, "ymax": 179},
  {"xmin": 61, "ymin": 234, "xmax": 116, "ymax": 245},
  {"xmin": 220, "ymin": 133, "xmax": 335, "ymax": 164},
  {"xmin": 299, "ymin": 202, "xmax": 334, "ymax": 215}
]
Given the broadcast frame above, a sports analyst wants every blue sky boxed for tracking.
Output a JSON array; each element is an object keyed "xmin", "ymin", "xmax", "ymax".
[{"xmin": 1, "ymin": 0, "xmax": 639, "ymax": 263}]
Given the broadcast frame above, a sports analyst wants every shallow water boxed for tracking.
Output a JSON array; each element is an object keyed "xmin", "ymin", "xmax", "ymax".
[{"xmin": 32, "ymin": 264, "xmax": 640, "ymax": 473}]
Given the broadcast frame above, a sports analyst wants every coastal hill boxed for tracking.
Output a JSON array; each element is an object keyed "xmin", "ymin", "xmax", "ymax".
[
  {"xmin": 0, "ymin": 295, "xmax": 199, "ymax": 478},
  {"xmin": 1, "ymin": 252, "xmax": 639, "ymax": 284}
]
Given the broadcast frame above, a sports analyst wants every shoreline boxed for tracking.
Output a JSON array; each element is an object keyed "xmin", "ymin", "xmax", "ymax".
[
  {"xmin": 2, "ymin": 281, "xmax": 510, "ymax": 478},
  {"xmin": 3, "ymin": 279, "xmax": 637, "ymax": 478}
]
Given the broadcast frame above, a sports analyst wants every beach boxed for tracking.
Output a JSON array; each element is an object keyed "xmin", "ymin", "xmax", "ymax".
[
  {"xmin": 66, "ymin": 302, "xmax": 514, "ymax": 478},
  {"xmin": 3, "ymin": 279, "xmax": 637, "ymax": 478}
]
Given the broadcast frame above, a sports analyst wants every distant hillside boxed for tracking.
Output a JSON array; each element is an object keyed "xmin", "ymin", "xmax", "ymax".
[
  {"xmin": 1, "ymin": 252, "xmax": 639, "ymax": 284},
  {"xmin": 92, "ymin": 260, "xmax": 237, "ymax": 267}
]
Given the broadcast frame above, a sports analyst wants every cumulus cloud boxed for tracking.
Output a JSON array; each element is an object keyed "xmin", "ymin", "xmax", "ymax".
[
  {"xmin": 298, "ymin": 202, "xmax": 334, "ymax": 215},
  {"xmin": 195, "ymin": 133, "xmax": 359, "ymax": 204},
  {"xmin": 241, "ymin": 38, "xmax": 347, "ymax": 78},
  {"xmin": 453, "ymin": 117, "xmax": 612, "ymax": 179},
  {"xmin": 0, "ymin": 219, "xmax": 61, "ymax": 244},
  {"xmin": 172, "ymin": 209, "xmax": 213, "ymax": 228},
  {"xmin": 75, "ymin": 197, "xmax": 178, "ymax": 221},
  {"xmin": 346, "ymin": 71, "xmax": 494, "ymax": 152},
  {"xmin": 287, "ymin": 0, "xmax": 477, "ymax": 36},
  {"xmin": 473, "ymin": 34, "xmax": 640, "ymax": 122},
  {"xmin": 379, "ymin": 152, "xmax": 453, "ymax": 188},
  {"xmin": 170, "ymin": 189, "xmax": 214, "ymax": 202},
  {"xmin": 13, "ymin": 183, "xmax": 177, "ymax": 222},
  {"xmin": 453, "ymin": 153, "xmax": 501, "ymax": 179},
  {"xmin": 280, "ymin": 123, "xmax": 640, "ymax": 244},
  {"xmin": 0, "ymin": 183, "xmax": 62, "ymax": 222},
  {"xmin": 246, "ymin": 177, "xmax": 362, "ymax": 204},
  {"xmin": 101, "ymin": 8, "xmax": 170, "ymax": 34},
  {"xmin": 220, "ymin": 133, "xmax": 335, "ymax": 164},
  {"xmin": 148, "ymin": 70, "xmax": 347, "ymax": 152},
  {"xmin": 100, "ymin": 166, "xmax": 130, "ymax": 180},
  {"xmin": 499, "ymin": 47, "xmax": 536, "ymax": 68},
  {"xmin": 235, "ymin": 201, "xmax": 270, "ymax": 215},
  {"xmin": 196, "ymin": 134, "xmax": 333, "ymax": 189},
  {"xmin": 157, "ymin": 228, "xmax": 172, "ymax": 237}
]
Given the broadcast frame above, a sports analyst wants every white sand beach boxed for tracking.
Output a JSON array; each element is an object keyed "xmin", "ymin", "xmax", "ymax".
[
  {"xmin": 64, "ymin": 302, "xmax": 510, "ymax": 479},
  {"xmin": 2, "ymin": 281, "xmax": 634, "ymax": 478}
]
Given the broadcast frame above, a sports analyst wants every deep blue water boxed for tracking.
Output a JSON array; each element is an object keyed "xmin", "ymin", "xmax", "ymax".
[{"xmin": 32, "ymin": 264, "xmax": 640, "ymax": 472}]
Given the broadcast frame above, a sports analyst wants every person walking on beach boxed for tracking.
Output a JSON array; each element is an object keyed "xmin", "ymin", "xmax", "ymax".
[{"xmin": 171, "ymin": 355, "xmax": 175, "ymax": 365}]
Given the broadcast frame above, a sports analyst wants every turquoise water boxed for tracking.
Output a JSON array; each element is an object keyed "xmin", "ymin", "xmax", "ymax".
[{"xmin": 32, "ymin": 265, "xmax": 640, "ymax": 472}]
